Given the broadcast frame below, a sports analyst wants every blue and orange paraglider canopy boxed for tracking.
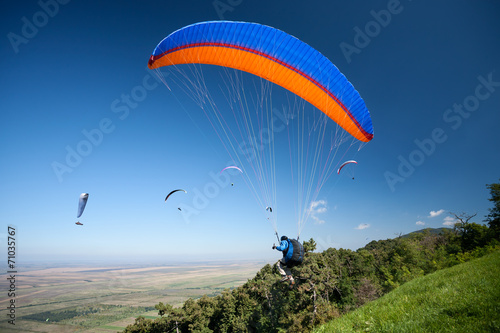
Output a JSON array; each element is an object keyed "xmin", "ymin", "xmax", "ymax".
[
  {"xmin": 148, "ymin": 21, "xmax": 373, "ymax": 143},
  {"xmin": 149, "ymin": 21, "xmax": 374, "ymax": 239}
]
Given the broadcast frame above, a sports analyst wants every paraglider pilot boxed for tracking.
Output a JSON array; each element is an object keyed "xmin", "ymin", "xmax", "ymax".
[{"xmin": 273, "ymin": 235, "xmax": 296, "ymax": 286}]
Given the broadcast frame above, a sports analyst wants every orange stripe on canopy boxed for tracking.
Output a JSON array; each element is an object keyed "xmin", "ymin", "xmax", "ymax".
[{"xmin": 150, "ymin": 46, "xmax": 370, "ymax": 142}]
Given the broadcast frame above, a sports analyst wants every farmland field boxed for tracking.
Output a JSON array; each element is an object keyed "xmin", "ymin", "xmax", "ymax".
[{"xmin": 0, "ymin": 260, "xmax": 267, "ymax": 332}]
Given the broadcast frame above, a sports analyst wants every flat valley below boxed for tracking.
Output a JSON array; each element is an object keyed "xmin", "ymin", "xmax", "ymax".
[{"xmin": 0, "ymin": 260, "xmax": 267, "ymax": 332}]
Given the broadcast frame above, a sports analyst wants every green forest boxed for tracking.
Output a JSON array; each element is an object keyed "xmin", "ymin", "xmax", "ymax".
[{"xmin": 123, "ymin": 181, "xmax": 500, "ymax": 333}]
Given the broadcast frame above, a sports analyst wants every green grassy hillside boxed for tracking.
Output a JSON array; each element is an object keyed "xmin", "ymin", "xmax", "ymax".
[{"xmin": 314, "ymin": 251, "xmax": 500, "ymax": 333}]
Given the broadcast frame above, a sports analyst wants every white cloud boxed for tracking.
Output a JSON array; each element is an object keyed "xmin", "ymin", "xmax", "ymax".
[
  {"xmin": 308, "ymin": 200, "xmax": 327, "ymax": 224},
  {"xmin": 416, "ymin": 221, "xmax": 425, "ymax": 226},
  {"xmin": 443, "ymin": 216, "xmax": 456, "ymax": 227},
  {"xmin": 429, "ymin": 209, "xmax": 445, "ymax": 218},
  {"xmin": 355, "ymin": 223, "xmax": 370, "ymax": 230}
]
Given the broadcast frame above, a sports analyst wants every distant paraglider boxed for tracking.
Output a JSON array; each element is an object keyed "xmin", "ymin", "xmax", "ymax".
[
  {"xmin": 220, "ymin": 166, "xmax": 243, "ymax": 174},
  {"xmin": 337, "ymin": 160, "xmax": 357, "ymax": 175},
  {"xmin": 165, "ymin": 189, "xmax": 187, "ymax": 202},
  {"xmin": 77, "ymin": 193, "xmax": 89, "ymax": 218},
  {"xmin": 266, "ymin": 206, "xmax": 273, "ymax": 213},
  {"xmin": 76, "ymin": 193, "xmax": 89, "ymax": 225},
  {"xmin": 221, "ymin": 166, "xmax": 242, "ymax": 187},
  {"xmin": 337, "ymin": 160, "xmax": 358, "ymax": 179}
]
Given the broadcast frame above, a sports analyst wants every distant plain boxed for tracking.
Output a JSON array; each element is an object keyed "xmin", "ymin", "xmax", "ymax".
[{"xmin": 0, "ymin": 260, "xmax": 267, "ymax": 332}]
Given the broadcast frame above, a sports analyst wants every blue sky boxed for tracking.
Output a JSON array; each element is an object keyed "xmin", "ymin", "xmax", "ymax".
[{"xmin": 1, "ymin": 0, "xmax": 499, "ymax": 263}]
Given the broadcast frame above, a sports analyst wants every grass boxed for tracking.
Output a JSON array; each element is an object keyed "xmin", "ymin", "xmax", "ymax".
[
  {"xmin": 99, "ymin": 325, "xmax": 127, "ymax": 330},
  {"xmin": 142, "ymin": 316, "xmax": 160, "ymax": 319},
  {"xmin": 315, "ymin": 251, "xmax": 500, "ymax": 333}
]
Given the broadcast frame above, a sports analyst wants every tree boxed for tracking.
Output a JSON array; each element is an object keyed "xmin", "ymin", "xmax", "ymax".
[
  {"xmin": 452, "ymin": 212, "xmax": 489, "ymax": 251},
  {"xmin": 123, "ymin": 316, "xmax": 153, "ymax": 333},
  {"xmin": 485, "ymin": 180, "xmax": 500, "ymax": 240},
  {"xmin": 155, "ymin": 302, "xmax": 172, "ymax": 317},
  {"xmin": 303, "ymin": 238, "xmax": 317, "ymax": 253}
]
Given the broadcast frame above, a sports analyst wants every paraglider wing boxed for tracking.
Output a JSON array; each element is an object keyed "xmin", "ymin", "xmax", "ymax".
[
  {"xmin": 337, "ymin": 160, "xmax": 357, "ymax": 175},
  {"xmin": 148, "ymin": 21, "xmax": 373, "ymax": 142},
  {"xmin": 76, "ymin": 193, "xmax": 89, "ymax": 218},
  {"xmin": 165, "ymin": 189, "xmax": 187, "ymax": 202},
  {"xmin": 266, "ymin": 206, "xmax": 272, "ymax": 213},
  {"xmin": 220, "ymin": 166, "xmax": 243, "ymax": 174}
]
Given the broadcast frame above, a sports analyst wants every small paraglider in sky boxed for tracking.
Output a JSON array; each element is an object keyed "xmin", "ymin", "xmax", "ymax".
[
  {"xmin": 220, "ymin": 166, "xmax": 243, "ymax": 174},
  {"xmin": 165, "ymin": 189, "xmax": 187, "ymax": 202},
  {"xmin": 77, "ymin": 193, "xmax": 89, "ymax": 218},
  {"xmin": 266, "ymin": 206, "xmax": 272, "ymax": 213},
  {"xmin": 221, "ymin": 166, "xmax": 242, "ymax": 187},
  {"xmin": 75, "ymin": 193, "xmax": 89, "ymax": 226},
  {"xmin": 337, "ymin": 160, "xmax": 358, "ymax": 180},
  {"xmin": 165, "ymin": 190, "xmax": 187, "ymax": 212}
]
